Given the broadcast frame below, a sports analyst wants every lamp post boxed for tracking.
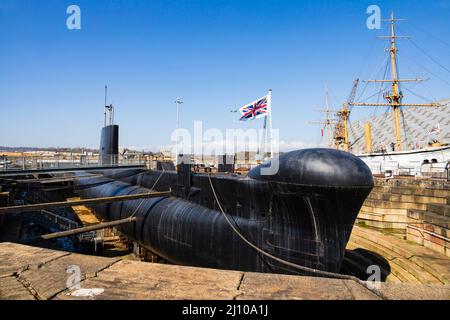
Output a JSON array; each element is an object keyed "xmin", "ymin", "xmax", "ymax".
[{"xmin": 174, "ymin": 98, "xmax": 183, "ymax": 165}]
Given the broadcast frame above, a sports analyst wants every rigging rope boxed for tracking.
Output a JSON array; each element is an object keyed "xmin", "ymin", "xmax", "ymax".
[
  {"xmin": 401, "ymin": 107, "xmax": 436, "ymax": 142},
  {"xmin": 406, "ymin": 20, "xmax": 450, "ymax": 50},
  {"xmin": 356, "ymin": 23, "xmax": 389, "ymax": 85},
  {"xmin": 375, "ymin": 53, "xmax": 391, "ymax": 112},
  {"xmin": 355, "ymin": 53, "xmax": 390, "ymax": 105},
  {"xmin": 398, "ymin": 49, "xmax": 441, "ymax": 102},
  {"xmin": 348, "ymin": 51, "xmax": 391, "ymax": 149},
  {"xmin": 402, "ymin": 87, "xmax": 434, "ymax": 104},
  {"xmin": 399, "ymin": 108, "xmax": 410, "ymax": 146},
  {"xmin": 400, "ymin": 43, "xmax": 450, "ymax": 88}
]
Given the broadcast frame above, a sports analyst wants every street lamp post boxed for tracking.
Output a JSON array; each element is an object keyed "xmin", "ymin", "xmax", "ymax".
[{"xmin": 174, "ymin": 98, "xmax": 183, "ymax": 165}]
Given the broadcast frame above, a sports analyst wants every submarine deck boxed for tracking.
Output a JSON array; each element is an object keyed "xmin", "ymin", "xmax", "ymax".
[{"xmin": 0, "ymin": 242, "xmax": 449, "ymax": 300}]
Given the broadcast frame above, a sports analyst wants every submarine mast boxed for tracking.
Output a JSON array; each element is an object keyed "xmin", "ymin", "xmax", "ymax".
[{"xmin": 309, "ymin": 82, "xmax": 338, "ymax": 148}]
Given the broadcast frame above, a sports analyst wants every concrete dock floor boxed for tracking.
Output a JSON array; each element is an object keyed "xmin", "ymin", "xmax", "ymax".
[{"xmin": 0, "ymin": 242, "xmax": 449, "ymax": 300}]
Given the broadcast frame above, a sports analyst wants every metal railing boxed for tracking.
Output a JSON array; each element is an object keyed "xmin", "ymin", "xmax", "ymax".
[
  {"xmin": 40, "ymin": 209, "xmax": 78, "ymax": 230},
  {"xmin": 78, "ymin": 231, "xmax": 97, "ymax": 242},
  {"xmin": 446, "ymin": 161, "xmax": 450, "ymax": 181},
  {"xmin": 0, "ymin": 154, "xmax": 146, "ymax": 172}
]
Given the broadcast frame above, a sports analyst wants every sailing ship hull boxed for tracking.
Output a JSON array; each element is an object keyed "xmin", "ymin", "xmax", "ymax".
[
  {"xmin": 358, "ymin": 145, "xmax": 450, "ymax": 175},
  {"xmin": 75, "ymin": 149, "xmax": 373, "ymax": 275}
]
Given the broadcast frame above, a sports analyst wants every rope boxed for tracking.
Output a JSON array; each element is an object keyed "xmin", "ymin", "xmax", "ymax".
[
  {"xmin": 398, "ymin": 50, "xmax": 442, "ymax": 102},
  {"xmin": 403, "ymin": 87, "xmax": 434, "ymax": 104},
  {"xmin": 206, "ymin": 173, "xmax": 389, "ymax": 299},
  {"xmin": 399, "ymin": 108, "xmax": 411, "ymax": 147},
  {"xmin": 409, "ymin": 38, "xmax": 450, "ymax": 74},
  {"xmin": 355, "ymin": 23, "xmax": 389, "ymax": 79},
  {"xmin": 406, "ymin": 21, "xmax": 450, "ymax": 50}
]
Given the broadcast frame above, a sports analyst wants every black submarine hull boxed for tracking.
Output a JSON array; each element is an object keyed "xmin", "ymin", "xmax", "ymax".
[
  {"xmin": 75, "ymin": 149, "xmax": 373, "ymax": 275},
  {"xmin": 99, "ymin": 124, "xmax": 119, "ymax": 165}
]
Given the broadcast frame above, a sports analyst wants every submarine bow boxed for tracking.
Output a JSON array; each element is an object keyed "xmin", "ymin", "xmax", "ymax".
[{"xmin": 75, "ymin": 148, "xmax": 373, "ymax": 275}]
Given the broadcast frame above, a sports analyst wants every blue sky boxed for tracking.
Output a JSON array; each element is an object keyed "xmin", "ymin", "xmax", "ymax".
[{"xmin": 0, "ymin": 0, "xmax": 449, "ymax": 151}]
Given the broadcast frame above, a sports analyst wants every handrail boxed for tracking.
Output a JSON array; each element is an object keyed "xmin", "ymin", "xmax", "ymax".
[
  {"xmin": 40, "ymin": 209, "xmax": 79, "ymax": 230},
  {"xmin": 0, "ymin": 191, "xmax": 171, "ymax": 214}
]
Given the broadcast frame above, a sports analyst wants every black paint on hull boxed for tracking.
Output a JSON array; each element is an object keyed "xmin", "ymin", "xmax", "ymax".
[{"xmin": 75, "ymin": 149, "xmax": 373, "ymax": 275}]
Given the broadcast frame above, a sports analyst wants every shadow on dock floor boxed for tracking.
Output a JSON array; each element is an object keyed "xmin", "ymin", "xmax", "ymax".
[{"xmin": 342, "ymin": 248, "xmax": 391, "ymax": 282}]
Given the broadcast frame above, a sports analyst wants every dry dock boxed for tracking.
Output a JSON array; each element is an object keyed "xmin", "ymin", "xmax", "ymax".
[{"xmin": 0, "ymin": 242, "xmax": 449, "ymax": 300}]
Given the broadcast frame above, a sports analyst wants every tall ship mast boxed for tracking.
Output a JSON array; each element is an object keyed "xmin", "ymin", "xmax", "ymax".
[
  {"xmin": 326, "ymin": 12, "xmax": 449, "ymax": 176},
  {"xmin": 350, "ymin": 12, "xmax": 441, "ymax": 151}
]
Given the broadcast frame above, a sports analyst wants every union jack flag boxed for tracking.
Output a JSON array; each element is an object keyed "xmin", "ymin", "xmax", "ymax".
[{"xmin": 239, "ymin": 96, "xmax": 269, "ymax": 121}]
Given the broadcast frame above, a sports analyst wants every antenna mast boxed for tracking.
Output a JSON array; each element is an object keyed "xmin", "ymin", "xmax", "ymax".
[
  {"xmin": 310, "ymin": 83, "xmax": 338, "ymax": 148},
  {"xmin": 104, "ymin": 85, "xmax": 114, "ymax": 127},
  {"xmin": 388, "ymin": 11, "xmax": 403, "ymax": 151},
  {"xmin": 310, "ymin": 110, "xmax": 337, "ymax": 148}
]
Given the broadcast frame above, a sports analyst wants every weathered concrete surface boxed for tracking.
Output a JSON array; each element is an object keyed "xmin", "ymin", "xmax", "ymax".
[
  {"xmin": 358, "ymin": 178, "xmax": 450, "ymax": 235},
  {"xmin": 18, "ymin": 254, "xmax": 120, "ymax": 300},
  {"xmin": 0, "ymin": 243, "xmax": 448, "ymax": 300},
  {"xmin": 360, "ymin": 180, "xmax": 450, "ymax": 259},
  {"xmin": 235, "ymin": 273, "xmax": 381, "ymax": 300},
  {"xmin": 57, "ymin": 259, "xmax": 243, "ymax": 300},
  {"xmin": 377, "ymin": 283, "xmax": 450, "ymax": 300}
]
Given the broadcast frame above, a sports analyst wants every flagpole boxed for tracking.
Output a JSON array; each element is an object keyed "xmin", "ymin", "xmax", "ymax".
[
  {"xmin": 268, "ymin": 89, "xmax": 273, "ymax": 158},
  {"xmin": 174, "ymin": 98, "xmax": 183, "ymax": 166},
  {"xmin": 261, "ymin": 116, "xmax": 267, "ymax": 160}
]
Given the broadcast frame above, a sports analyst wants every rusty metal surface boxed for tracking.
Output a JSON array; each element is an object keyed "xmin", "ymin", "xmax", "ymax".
[
  {"xmin": 0, "ymin": 191, "xmax": 170, "ymax": 214},
  {"xmin": 1, "ymin": 242, "xmax": 449, "ymax": 300}
]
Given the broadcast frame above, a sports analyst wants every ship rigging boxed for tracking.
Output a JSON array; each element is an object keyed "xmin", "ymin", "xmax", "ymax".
[
  {"xmin": 348, "ymin": 12, "xmax": 442, "ymax": 152},
  {"xmin": 311, "ymin": 11, "xmax": 449, "ymax": 176}
]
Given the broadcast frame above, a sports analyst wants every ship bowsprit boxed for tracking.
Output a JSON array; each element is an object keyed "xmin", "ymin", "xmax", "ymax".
[{"xmin": 74, "ymin": 148, "xmax": 374, "ymax": 275}]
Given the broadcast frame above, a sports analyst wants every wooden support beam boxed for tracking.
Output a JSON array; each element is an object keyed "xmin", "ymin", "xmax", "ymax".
[
  {"xmin": 21, "ymin": 217, "xmax": 137, "ymax": 244},
  {"xmin": 0, "ymin": 191, "xmax": 171, "ymax": 214}
]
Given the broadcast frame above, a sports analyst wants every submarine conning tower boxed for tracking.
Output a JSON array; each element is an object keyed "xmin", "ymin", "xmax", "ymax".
[
  {"xmin": 99, "ymin": 93, "xmax": 119, "ymax": 166},
  {"xmin": 248, "ymin": 148, "xmax": 374, "ymax": 188},
  {"xmin": 100, "ymin": 124, "xmax": 119, "ymax": 166},
  {"xmin": 75, "ymin": 148, "xmax": 374, "ymax": 275}
]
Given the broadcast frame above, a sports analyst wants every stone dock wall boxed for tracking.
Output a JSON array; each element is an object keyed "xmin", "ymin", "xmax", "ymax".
[{"xmin": 357, "ymin": 177, "xmax": 449, "ymax": 257}]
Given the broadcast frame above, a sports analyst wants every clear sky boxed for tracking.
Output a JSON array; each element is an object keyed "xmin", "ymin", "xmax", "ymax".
[{"xmin": 0, "ymin": 0, "xmax": 449, "ymax": 151}]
